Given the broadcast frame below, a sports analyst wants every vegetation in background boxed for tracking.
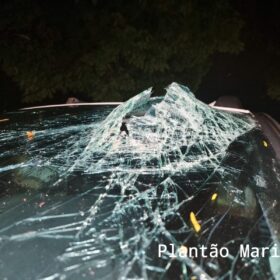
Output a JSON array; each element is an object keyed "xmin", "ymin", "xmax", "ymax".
[{"xmin": 0, "ymin": 0, "xmax": 244, "ymax": 103}]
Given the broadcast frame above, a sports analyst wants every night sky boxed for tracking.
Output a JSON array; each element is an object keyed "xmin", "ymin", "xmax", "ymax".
[
  {"xmin": 197, "ymin": 0, "xmax": 280, "ymax": 119},
  {"xmin": 1, "ymin": 0, "xmax": 279, "ymax": 120}
]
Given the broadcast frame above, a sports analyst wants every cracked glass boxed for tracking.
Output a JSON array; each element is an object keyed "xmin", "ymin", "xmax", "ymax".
[{"xmin": 0, "ymin": 83, "xmax": 280, "ymax": 280}]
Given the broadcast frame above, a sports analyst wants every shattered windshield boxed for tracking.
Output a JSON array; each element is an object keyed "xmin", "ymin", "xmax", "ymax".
[{"xmin": 0, "ymin": 83, "xmax": 279, "ymax": 280}]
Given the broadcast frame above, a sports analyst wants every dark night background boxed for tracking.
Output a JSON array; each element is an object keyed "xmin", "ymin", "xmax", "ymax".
[{"xmin": 0, "ymin": 0, "xmax": 279, "ymax": 120}]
